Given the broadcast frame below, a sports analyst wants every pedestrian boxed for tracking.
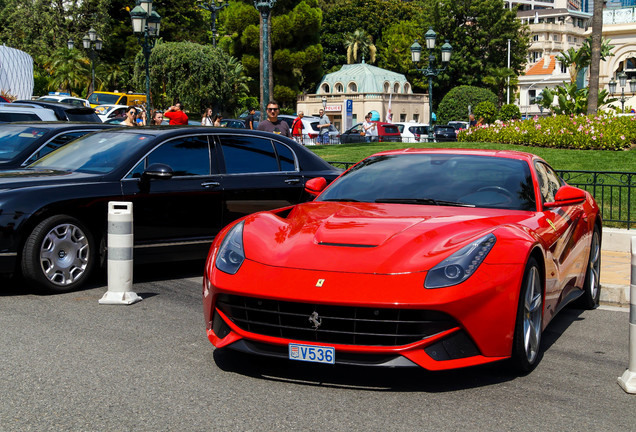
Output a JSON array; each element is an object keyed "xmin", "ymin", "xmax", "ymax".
[
  {"xmin": 164, "ymin": 102, "xmax": 189, "ymax": 125},
  {"xmin": 317, "ymin": 108, "xmax": 331, "ymax": 144},
  {"xmin": 149, "ymin": 110, "xmax": 164, "ymax": 125},
  {"xmin": 476, "ymin": 116, "xmax": 485, "ymax": 127},
  {"xmin": 120, "ymin": 106, "xmax": 138, "ymax": 126},
  {"xmin": 362, "ymin": 113, "xmax": 376, "ymax": 143},
  {"xmin": 256, "ymin": 100, "xmax": 291, "ymax": 137},
  {"xmin": 201, "ymin": 108, "xmax": 213, "ymax": 126},
  {"xmin": 214, "ymin": 113, "xmax": 223, "ymax": 127},
  {"xmin": 245, "ymin": 107, "xmax": 256, "ymax": 130},
  {"xmin": 469, "ymin": 114, "xmax": 477, "ymax": 128},
  {"xmin": 291, "ymin": 111, "xmax": 304, "ymax": 144}
]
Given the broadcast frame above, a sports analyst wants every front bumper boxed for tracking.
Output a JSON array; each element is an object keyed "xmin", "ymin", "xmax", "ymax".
[{"xmin": 204, "ymin": 259, "xmax": 523, "ymax": 370}]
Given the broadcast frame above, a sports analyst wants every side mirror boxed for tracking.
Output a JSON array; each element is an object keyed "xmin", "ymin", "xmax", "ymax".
[
  {"xmin": 305, "ymin": 177, "xmax": 327, "ymax": 196},
  {"xmin": 142, "ymin": 163, "xmax": 174, "ymax": 180},
  {"xmin": 543, "ymin": 185, "xmax": 586, "ymax": 208}
]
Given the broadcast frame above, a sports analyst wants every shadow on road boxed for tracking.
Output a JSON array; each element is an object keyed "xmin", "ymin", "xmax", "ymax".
[{"xmin": 211, "ymin": 304, "xmax": 587, "ymax": 392}]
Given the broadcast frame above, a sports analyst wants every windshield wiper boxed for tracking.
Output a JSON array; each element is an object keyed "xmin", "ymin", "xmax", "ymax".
[
  {"xmin": 375, "ymin": 198, "xmax": 475, "ymax": 207},
  {"xmin": 321, "ymin": 198, "xmax": 362, "ymax": 202}
]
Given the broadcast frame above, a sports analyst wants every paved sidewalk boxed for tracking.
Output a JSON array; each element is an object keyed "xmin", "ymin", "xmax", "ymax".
[{"xmin": 600, "ymin": 249, "xmax": 632, "ymax": 306}]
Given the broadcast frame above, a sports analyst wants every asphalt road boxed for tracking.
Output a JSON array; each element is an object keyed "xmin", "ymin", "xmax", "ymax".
[{"xmin": 1, "ymin": 263, "xmax": 635, "ymax": 431}]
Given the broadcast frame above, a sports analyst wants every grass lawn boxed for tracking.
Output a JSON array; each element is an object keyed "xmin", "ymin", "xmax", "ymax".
[{"xmin": 308, "ymin": 141, "xmax": 636, "ymax": 172}]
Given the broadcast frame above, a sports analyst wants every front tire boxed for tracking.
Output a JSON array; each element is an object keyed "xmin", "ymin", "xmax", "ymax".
[
  {"xmin": 511, "ymin": 257, "xmax": 543, "ymax": 373},
  {"xmin": 576, "ymin": 226, "xmax": 601, "ymax": 309},
  {"xmin": 21, "ymin": 215, "xmax": 95, "ymax": 293}
]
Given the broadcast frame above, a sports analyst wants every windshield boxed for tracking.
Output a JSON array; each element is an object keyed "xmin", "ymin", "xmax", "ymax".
[
  {"xmin": 0, "ymin": 126, "xmax": 49, "ymax": 161},
  {"xmin": 317, "ymin": 154, "xmax": 536, "ymax": 211},
  {"xmin": 88, "ymin": 93, "xmax": 120, "ymax": 105},
  {"xmin": 30, "ymin": 131, "xmax": 152, "ymax": 174}
]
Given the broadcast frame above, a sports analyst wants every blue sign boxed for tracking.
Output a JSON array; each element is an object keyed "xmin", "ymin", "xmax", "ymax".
[{"xmin": 346, "ymin": 99, "xmax": 353, "ymax": 114}]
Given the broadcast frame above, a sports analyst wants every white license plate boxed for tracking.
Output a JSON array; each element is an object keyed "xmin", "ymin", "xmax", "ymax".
[{"xmin": 288, "ymin": 343, "xmax": 335, "ymax": 364}]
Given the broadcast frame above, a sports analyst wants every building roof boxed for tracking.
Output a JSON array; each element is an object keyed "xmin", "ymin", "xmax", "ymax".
[
  {"xmin": 316, "ymin": 62, "xmax": 411, "ymax": 94},
  {"xmin": 526, "ymin": 55, "xmax": 557, "ymax": 75}
]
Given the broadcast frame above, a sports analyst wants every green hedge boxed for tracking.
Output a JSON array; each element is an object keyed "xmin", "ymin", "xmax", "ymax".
[{"xmin": 457, "ymin": 114, "xmax": 636, "ymax": 150}]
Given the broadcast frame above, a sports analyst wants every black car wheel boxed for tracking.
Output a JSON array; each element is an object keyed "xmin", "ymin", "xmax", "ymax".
[
  {"xmin": 576, "ymin": 226, "xmax": 601, "ymax": 309},
  {"xmin": 21, "ymin": 215, "xmax": 95, "ymax": 293},
  {"xmin": 511, "ymin": 257, "xmax": 543, "ymax": 373}
]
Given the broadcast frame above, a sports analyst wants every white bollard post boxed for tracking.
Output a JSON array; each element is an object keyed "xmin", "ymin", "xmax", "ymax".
[
  {"xmin": 618, "ymin": 236, "xmax": 636, "ymax": 393},
  {"xmin": 99, "ymin": 201, "xmax": 141, "ymax": 305}
]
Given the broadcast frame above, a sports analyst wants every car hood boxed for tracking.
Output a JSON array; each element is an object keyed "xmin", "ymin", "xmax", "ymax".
[
  {"xmin": 243, "ymin": 201, "xmax": 535, "ymax": 274},
  {"xmin": 0, "ymin": 169, "xmax": 101, "ymax": 189}
]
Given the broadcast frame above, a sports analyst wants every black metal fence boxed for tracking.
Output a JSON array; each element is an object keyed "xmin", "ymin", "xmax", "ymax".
[
  {"xmin": 556, "ymin": 170, "xmax": 635, "ymax": 229},
  {"xmin": 327, "ymin": 162, "xmax": 635, "ymax": 229}
]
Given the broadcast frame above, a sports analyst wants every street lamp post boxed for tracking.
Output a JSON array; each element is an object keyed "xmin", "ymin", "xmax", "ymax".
[
  {"xmin": 68, "ymin": 30, "xmax": 103, "ymax": 95},
  {"xmin": 197, "ymin": 0, "xmax": 227, "ymax": 48},
  {"xmin": 130, "ymin": 0, "xmax": 162, "ymax": 112},
  {"xmin": 608, "ymin": 72, "xmax": 636, "ymax": 112},
  {"xmin": 254, "ymin": 0, "xmax": 277, "ymax": 120},
  {"xmin": 82, "ymin": 28, "xmax": 103, "ymax": 95},
  {"xmin": 410, "ymin": 28, "xmax": 452, "ymax": 142}
]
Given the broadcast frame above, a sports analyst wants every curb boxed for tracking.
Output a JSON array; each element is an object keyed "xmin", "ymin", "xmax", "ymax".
[{"xmin": 601, "ymin": 283, "xmax": 630, "ymax": 308}]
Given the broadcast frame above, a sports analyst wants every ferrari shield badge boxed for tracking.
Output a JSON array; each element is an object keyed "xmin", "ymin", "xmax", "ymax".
[{"xmin": 316, "ymin": 279, "xmax": 325, "ymax": 287}]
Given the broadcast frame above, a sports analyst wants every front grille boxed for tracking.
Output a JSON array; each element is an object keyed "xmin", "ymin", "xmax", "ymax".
[{"xmin": 216, "ymin": 294, "xmax": 458, "ymax": 346}]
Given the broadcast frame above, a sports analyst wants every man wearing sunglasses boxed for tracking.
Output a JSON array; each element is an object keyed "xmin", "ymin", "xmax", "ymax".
[{"xmin": 257, "ymin": 100, "xmax": 291, "ymax": 137}]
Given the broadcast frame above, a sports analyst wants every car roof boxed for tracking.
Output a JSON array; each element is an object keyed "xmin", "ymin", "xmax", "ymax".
[
  {"xmin": 1, "ymin": 121, "xmax": 119, "ymax": 130},
  {"xmin": 13, "ymin": 100, "xmax": 98, "ymax": 117},
  {"xmin": 371, "ymin": 147, "xmax": 540, "ymax": 163}
]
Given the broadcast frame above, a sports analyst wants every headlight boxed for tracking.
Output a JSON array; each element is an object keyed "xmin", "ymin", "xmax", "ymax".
[
  {"xmin": 215, "ymin": 221, "xmax": 245, "ymax": 274},
  {"xmin": 424, "ymin": 233, "xmax": 496, "ymax": 289}
]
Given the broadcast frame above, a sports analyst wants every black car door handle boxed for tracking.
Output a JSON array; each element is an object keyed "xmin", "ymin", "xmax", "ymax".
[
  {"xmin": 285, "ymin": 178, "xmax": 301, "ymax": 184},
  {"xmin": 201, "ymin": 181, "xmax": 220, "ymax": 188}
]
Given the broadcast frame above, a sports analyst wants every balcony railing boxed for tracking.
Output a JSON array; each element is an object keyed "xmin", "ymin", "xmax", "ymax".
[{"xmin": 325, "ymin": 164, "xmax": 636, "ymax": 229}]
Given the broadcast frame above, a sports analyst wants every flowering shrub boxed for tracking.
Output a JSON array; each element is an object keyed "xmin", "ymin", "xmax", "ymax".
[{"xmin": 457, "ymin": 113, "xmax": 636, "ymax": 150}]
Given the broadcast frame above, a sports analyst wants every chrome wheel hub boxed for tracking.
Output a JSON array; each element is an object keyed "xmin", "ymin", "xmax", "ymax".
[
  {"xmin": 39, "ymin": 223, "xmax": 90, "ymax": 286},
  {"xmin": 523, "ymin": 266, "xmax": 542, "ymax": 364},
  {"xmin": 588, "ymin": 231, "xmax": 600, "ymax": 299}
]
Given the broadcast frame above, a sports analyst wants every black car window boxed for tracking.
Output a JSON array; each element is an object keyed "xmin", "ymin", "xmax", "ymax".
[
  {"xmin": 219, "ymin": 135, "xmax": 279, "ymax": 174},
  {"xmin": 146, "ymin": 136, "xmax": 213, "ymax": 176},
  {"xmin": 396, "ymin": 124, "xmax": 405, "ymax": 133},
  {"xmin": 435, "ymin": 126, "xmax": 455, "ymax": 133},
  {"xmin": 348, "ymin": 123, "xmax": 363, "ymax": 134},
  {"xmin": 275, "ymin": 141, "xmax": 296, "ymax": 171},
  {"xmin": 65, "ymin": 109, "xmax": 101, "ymax": 122},
  {"xmin": 382, "ymin": 125, "xmax": 400, "ymax": 134},
  {"xmin": 409, "ymin": 126, "xmax": 427, "ymax": 134},
  {"xmin": 318, "ymin": 154, "xmax": 536, "ymax": 211},
  {"xmin": 535, "ymin": 161, "xmax": 563, "ymax": 203},
  {"xmin": 24, "ymin": 131, "xmax": 88, "ymax": 165},
  {"xmin": 0, "ymin": 112, "xmax": 42, "ymax": 122},
  {"xmin": 0, "ymin": 126, "xmax": 49, "ymax": 161}
]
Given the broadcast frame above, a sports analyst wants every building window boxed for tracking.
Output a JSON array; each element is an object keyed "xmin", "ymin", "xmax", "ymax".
[
  {"xmin": 400, "ymin": 113, "xmax": 406, "ymax": 122},
  {"xmin": 561, "ymin": 62, "xmax": 567, "ymax": 73},
  {"xmin": 413, "ymin": 113, "xmax": 419, "ymax": 122},
  {"xmin": 335, "ymin": 83, "xmax": 343, "ymax": 93},
  {"xmin": 393, "ymin": 83, "xmax": 400, "ymax": 93},
  {"xmin": 383, "ymin": 82, "xmax": 390, "ymax": 93},
  {"xmin": 348, "ymin": 82, "xmax": 357, "ymax": 93},
  {"xmin": 321, "ymin": 83, "xmax": 330, "ymax": 94},
  {"xmin": 533, "ymin": 35, "xmax": 539, "ymax": 42},
  {"xmin": 529, "ymin": 89, "xmax": 537, "ymax": 105},
  {"xmin": 404, "ymin": 83, "xmax": 411, "ymax": 94}
]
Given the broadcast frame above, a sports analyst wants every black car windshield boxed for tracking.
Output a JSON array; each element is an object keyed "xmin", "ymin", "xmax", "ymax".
[
  {"xmin": 317, "ymin": 154, "xmax": 537, "ymax": 211},
  {"xmin": 87, "ymin": 93, "xmax": 120, "ymax": 105},
  {"xmin": 0, "ymin": 125, "xmax": 49, "ymax": 161},
  {"xmin": 30, "ymin": 131, "xmax": 152, "ymax": 174}
]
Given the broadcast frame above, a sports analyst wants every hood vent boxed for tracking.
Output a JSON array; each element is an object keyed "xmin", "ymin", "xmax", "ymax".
[{"xmin": 318, "ymin": 241, "xmax": 377, "ymax": 248}]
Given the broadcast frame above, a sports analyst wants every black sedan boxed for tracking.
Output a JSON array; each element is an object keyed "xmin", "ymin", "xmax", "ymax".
[
  {"xmin": 0, "ymin": 127, "xmax": 341, "ymax": 293},
  {"xmin": 0, "ymin": 122, "xmax": 118, "ymax": 170},
  {"xmin": 433, "ymin": 125, "xmax": 458, "ymax": 142}
]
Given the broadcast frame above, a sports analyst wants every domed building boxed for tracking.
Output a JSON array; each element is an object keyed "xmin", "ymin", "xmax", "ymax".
[{"xmin": 296, "ymin": 62, "xmax": 430, "ymax": 132}]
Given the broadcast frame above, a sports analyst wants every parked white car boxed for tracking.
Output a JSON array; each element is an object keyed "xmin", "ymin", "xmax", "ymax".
[
  {"xmin": 392, "ymin": 121, "xmax": 430, "ymax": 143},
  {"xmin": 278, "ymin": 114, "xmax": 340, "ymax": 145},
  {"xmin": 37, "ymin": 95, "xmax": 91, "ymax": 108},
  {"xmin": 94, "ymin": 104, "xmax": 133, "ymax": 122}
]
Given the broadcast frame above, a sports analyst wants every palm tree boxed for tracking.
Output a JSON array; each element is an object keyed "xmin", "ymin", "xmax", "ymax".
[
  {"xmin": 344, "ymin": 29, "xmax": 376, "ymax": 64},
  {"xmin": 39, "ymin": 47, "xmax": 89, "ymax": 96},
  {"xmin": 482, "ymin": 67, "xmax": 518, "ymax": 107},
  {"xmin": 587, "ymin": 0, "xmax": 604, "ymax": 114}
]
